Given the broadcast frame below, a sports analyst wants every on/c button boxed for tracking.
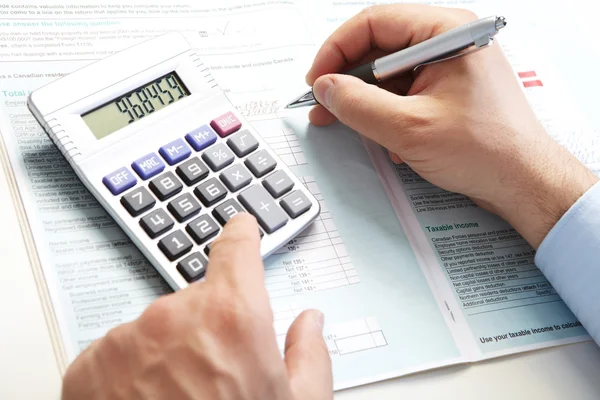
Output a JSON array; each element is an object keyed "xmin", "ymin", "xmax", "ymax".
[
  {"xmin": 210, "ymin": 111, "xmax": 241, "ymax": 137},
  {"xmin": 102, "ymin": 166, "xmax": 137, "ymax": 195}
]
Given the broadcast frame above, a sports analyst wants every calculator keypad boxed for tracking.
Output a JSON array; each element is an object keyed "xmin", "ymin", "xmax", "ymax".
[
  {"xmin": 202, "ymin": 143, "xmax": 235, "ymax": 172},
  {"xmin": 210, "ymin": 111, "xmax": 242, "ymax": 137},
  {"xmin": 140, "ymin": 209, "xmax": 174, "ymax": 238},
  {"xmin": 220, "ymin": 164, "xmax": 252, "ymax": 192},
  {"xmin": 176, "ymin": 157, "xmax": 209, "ymax": 186},
  {"xmin": 121, "ymin": 187, "xmax": 156, "ymax": 217},
  {"xmin": 149, "ymin": 171, "xmax": 183, "ymax": 201},
  {"xmin": 158, "ymin": 230, "xmax": 193, "ymax": 261},
  {"xmin": 159, "ymin": 138, "xmax": 192, "ymax": 165},
  {"xmin": 280, "ymin": 190, "xmax": 312, "ymax": 218},
  {"xmin": 104, "ymin": 110, "xmax": 315, "ymax": 284},
  {"xmin": 238, "ymin": 185, "xmax": 288, "ymax": 234},
  {"xmin": 245, "ymin": 150, "xmax": 277, "ymax": 178},
  {"xmin": 263, "ymin": 170, "xmax": 294, "ymax": 198},
  {"xmin": 227, "ymin": 130, "xmax": 259, "ymax": 157},
  {"xmin": 186, "ymin": 214, "xmax": 220, "ymax": 244},
  {"xmin": 167, "ymin": 193, "xmax": 202, "ymax": 222},
  {"xmin": 212, "ymin": 198, "xmax": 244, "ymax": 226},
  {"xmin": 177, "ymin": 252, "xmax": 208, "ymax": 282},
  {"xmin": 194, "ymin": 178, "xmax": 227, "ymax": 206},
  {"xmin": 185, "ymin": 124, "xmax": 217, "ymax": 151}
]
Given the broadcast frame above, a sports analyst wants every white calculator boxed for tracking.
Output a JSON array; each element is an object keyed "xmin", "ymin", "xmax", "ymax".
[{"xmin": 27, "ymin": 32, "xmax": 320, "ymax": 290}]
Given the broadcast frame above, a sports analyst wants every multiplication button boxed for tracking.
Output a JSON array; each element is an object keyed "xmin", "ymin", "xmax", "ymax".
[{"xmin": 220, "ymin": 164, "xmax": 252, "ymax": 192}]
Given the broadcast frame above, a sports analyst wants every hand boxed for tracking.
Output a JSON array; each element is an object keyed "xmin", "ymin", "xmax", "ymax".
[
  {"xmin": 61, "ymin": 213, "xmax": 332, "ymax": 400},
  {"xmin": 306, "ymin": 4, "xmax": 598, "ymax": 248}
]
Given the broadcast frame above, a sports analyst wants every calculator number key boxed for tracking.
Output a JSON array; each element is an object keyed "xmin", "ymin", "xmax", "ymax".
[
  {"xmin": 245, "ymin": 150, "xmax": 277, "ymax": 178},
  {"xmin": 167, "ymin": 193, "xmax": 201, "ymax": 222},
  {"xmin": 213, "ymin": 199, "xmax": 244, "ymax": 226},
  {"xmin": 140, "ymin": 209, "xmax": 174, "ymax": 238},
  {"xmin": 226, "ymin": 130, "xmax": 259, "ymax": 157},
  {"xmin": 121, "ymin": 187, "xmax": 156, "ymax": 217},
  {"xmin": 186, "ymin": 214, "xmax": 220, "ymax": 244},
  {"xmin": 194, "ymin": 178, "xmax": 227, "ymax": 206},
  {"xmin": 177, "ymin": 252, "xmax": 208, "ymax": 282},
  {"xmin": 158, "ymin": 230, "xmax": 193, "ymax": 261},
  {"xmin": 176, "ymin": 157, "xmax": 209, "ymax": 186},
  {"xmin": 202, "ymin": 143, "xmax": 235, "ymax": 172},
  {"xmin": 149, "ymin": 171, "xmax": 183, "ymax": 201},
  {"xmin": 238, "ymin": 185, "xmax": 288, "ymax": 233}
]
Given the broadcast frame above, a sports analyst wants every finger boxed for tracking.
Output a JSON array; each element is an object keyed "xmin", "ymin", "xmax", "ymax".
[
  {"xmin": 284, "ymin": 310, "xmax": 332, "ymax": 400},
  {"xmin": 308, "ymin": 105, "xmax": 337, "ymax": 126},
  {"xmin": 312, "ymin": 73, "xmax": 436, "ymax": 151},
  {"xmin": 388, "ymin": 150, "xmax": 404, "ymax": 165},
  {"xmin": 205, "ymin": 212, "xmax": 264, "ymax": 289},
  {"xmin": 306, "ymin": 4, "xmax": 477, "ymax": 84}
]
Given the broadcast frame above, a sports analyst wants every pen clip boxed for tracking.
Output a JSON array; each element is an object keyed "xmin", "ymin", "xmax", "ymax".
[{"xmin": 413, "ymin": 37, "xmax": 495, "ymax": 72}]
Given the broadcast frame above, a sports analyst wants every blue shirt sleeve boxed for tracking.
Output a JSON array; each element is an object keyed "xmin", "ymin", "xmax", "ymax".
[{"xmin": 535, "ymin": 181, "xmax": 600, "ymax": 343}]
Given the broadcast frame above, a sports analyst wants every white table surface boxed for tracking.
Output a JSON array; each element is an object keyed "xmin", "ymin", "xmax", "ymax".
[{"xmin": 1, "ymin": 2, "xmax": 599, "ymax": 399}]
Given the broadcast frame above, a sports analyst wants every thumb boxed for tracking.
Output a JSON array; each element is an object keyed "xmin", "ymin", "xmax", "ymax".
[
  {"xmin": 284, "ymin": 310, "xmax": 333, "ymax": 400},
  {"xmin": 312, "ymin": 73, "xmax": 430, "ymax": 150}
]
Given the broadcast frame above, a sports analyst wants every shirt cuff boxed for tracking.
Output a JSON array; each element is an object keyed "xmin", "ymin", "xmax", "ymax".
[{"xmin": 535, "ymin": 181, "xmax": 600, "ymax": 342}]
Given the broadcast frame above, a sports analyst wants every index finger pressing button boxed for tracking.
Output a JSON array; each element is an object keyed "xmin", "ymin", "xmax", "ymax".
[{"xmin": 237, "ymin": 185, "xmax": 288, "ymax": 233}]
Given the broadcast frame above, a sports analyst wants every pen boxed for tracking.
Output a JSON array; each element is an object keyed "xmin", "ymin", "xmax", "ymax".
[{"xmin": 285, "ymin": 15, "xmax": 507, "ymax": 109}]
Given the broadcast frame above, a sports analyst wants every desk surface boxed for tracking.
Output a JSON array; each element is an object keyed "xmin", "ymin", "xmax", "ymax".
[{"xmin": 2, "ymin": 2, "xmax": 600, "ymax": 399}]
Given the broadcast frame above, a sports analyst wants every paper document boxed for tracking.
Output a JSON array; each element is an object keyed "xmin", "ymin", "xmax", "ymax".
[{"xmin": 0, "ymin": 0, "xmax": 597, "ymax": 390}]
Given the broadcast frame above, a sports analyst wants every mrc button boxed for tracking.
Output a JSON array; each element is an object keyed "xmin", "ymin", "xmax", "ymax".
[
  {"xmin": 210, "ymin": 111, "xmax": 241, "ymax": 137},
  {"xmin": 132, "ymin": 152, "xmax": 165, "ymax": 180},
  {"xmin": 103, "ymin": 166, "xmax": 137, "ymax": 195}
]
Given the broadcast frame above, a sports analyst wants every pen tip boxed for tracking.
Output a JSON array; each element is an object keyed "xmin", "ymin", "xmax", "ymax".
[{"xmin": 495, "ymin": 16, "xmax": 507, "ymax": 30}]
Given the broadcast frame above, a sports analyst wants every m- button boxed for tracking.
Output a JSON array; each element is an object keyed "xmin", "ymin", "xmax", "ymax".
[
  {"xmin": 210, "ymin": 111, "xmax": 242, "ymax": 137},
  {"xmin": 103, "ymin": 166, "xmax": 137, "ymax": 195}
]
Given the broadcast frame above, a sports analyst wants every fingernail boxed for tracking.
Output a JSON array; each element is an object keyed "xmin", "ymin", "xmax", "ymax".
[
  {"xmin": 314, "ymin": 311, "xmax": 325, "ymax": 332},
  {"xmin": 388, "ymin": 151, "xmax": 403, "ymax": 164},
  {"xmin": 313, "ymin": 76, "xmax": 334, "ymax": 109}
]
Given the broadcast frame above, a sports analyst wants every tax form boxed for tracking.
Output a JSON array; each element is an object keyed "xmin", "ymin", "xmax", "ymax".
[{"xmin": 0, "ymin": 0, "xmax": 596, "ymax": 390}]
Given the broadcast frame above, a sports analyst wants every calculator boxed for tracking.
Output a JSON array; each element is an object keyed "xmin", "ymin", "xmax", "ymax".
[{"xmin": 27, "ymin": 32, "xmax": 320, "ymax": 290}]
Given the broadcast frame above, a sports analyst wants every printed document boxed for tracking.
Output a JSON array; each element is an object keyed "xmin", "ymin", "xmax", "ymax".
[{"xmin": 0, "ymin": 0, "xmax": 597, "ymax": 389}]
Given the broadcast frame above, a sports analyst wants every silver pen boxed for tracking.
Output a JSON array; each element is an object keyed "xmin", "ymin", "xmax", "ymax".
[{"xmin": 285, "ymin": 15, "xmax": 506, "ymax": 109}]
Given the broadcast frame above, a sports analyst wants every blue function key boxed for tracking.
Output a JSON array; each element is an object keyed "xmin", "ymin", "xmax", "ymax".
[
  {"xmin": 103, "ymin": 167, "xmax": 137, "ymax": 195},
  {"xmin": 159, "ymin": 138, "xmax": 192, "ymax": 165},
  {"xmin": 131, "ymin": 152, "xmax": 165, "ymax": 180},
  {"xmin": 185, "ymin": 124, "xmax": 218, "ymax": 151}
]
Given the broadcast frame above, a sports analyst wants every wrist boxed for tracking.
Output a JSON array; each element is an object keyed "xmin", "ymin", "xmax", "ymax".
[{"xmin": 491, "ymin": 139, "xmax": 598, "ymax": 249}]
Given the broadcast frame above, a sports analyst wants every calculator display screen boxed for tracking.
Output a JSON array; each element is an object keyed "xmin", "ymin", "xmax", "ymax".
[{"xmin": 82, "ymin": 72, "xmax": 190, "ymax": 139}]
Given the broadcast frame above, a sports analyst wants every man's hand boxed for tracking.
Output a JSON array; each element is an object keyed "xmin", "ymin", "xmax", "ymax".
[
  {"xmin": 61, "ymin": 213, "xmax": 332, "ymax": 400},
  {"xmin": 306, "ymin": 4, "xmax": 598, "ymax": 248}
]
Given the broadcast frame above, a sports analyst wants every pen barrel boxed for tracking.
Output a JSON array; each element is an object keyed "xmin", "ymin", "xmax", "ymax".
[{"xmin": 373, "ymin": 16, "xmax": 498, "ymax": 80}]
